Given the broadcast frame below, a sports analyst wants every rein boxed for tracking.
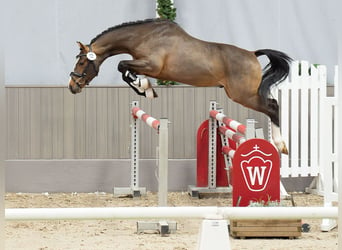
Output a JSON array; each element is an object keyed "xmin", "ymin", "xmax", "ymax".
[{"xmin": 70, "ymin": 45, "xmax": 98, "ymax": 87}]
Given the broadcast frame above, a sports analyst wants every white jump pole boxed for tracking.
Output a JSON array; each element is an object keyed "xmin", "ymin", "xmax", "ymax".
[
  {"xmin": 158, "ymin": 118, "xmax": 169, "ymax": 207},
  {"xmin": 5, "ymin": 206, "xmax": 337, "ymax": 221}
]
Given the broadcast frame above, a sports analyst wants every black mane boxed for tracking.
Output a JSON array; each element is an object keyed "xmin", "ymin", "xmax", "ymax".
[{"xmin": 90, "ymin": 18, "xmax": 172, "ymax": 44}]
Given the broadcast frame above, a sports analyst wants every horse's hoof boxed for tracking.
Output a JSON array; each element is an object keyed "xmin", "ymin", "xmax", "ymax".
[
  {"xmin": 279, "ymin": 142, "xmax": 288, "ymax": 155},
  {"xmin": 281, "ymin": 146, "xmax": 288, "ymax": 155}
]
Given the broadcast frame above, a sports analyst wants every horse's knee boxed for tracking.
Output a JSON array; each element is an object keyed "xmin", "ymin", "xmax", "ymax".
[{"xmin": 118, "ymin": 61, "xmax": 128, "ymax": 73}]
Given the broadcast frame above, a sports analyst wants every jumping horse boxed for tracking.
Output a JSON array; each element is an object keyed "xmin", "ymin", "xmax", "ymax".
[{"xmin": 69, "ymin": 18, "xmax": 292, "ymax": 154}]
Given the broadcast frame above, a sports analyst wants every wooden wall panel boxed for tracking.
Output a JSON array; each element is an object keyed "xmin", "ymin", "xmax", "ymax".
[
  {"xmin": 40, "ymin": 88, "xmax": 53, "ymax": 159},
  {"xmin": 7, "ymin": 88, "xmax": 19, "ymax": 159},
  {"xmin": 18, "ymin": 88, "xmax": 31, "ymax": 158},
  {"xmin": 52, "ymin": 88, "xmax": 64, "ymax": 159},
  {"xmin": 6, "ymin": 86, "xmax": 269, "ymax": 160},
  {"xmin": 30, "ymin": 88, "xmax": 41, "ymax": 159},
  {"xmin": 85, "ymin": 89, "xmax": 97, "ymax": 158},
  {"xmin": 73, "ymin": 91, "xmax": 86, "ymax": 159},
  {"xmin": 63, "ymin": 88, "xmax": 75, "ymax": 158},
  {"xmin": 96, "ymin": 88, "xmax": 108, "ymax": 158}
]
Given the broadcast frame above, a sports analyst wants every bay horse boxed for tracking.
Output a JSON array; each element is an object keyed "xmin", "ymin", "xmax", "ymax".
[{"xmin": 69, "ymin": 18, "xmax": 292, "ymax": 154}]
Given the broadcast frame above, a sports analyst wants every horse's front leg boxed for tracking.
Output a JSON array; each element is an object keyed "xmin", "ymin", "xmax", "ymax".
[
  {"xmin": 123, "ymin": 71, "xmax": 158, "ymax": 99},
  {"xmin": 118, "ymin": 60, "xmax": 158, "ymax": 99}
]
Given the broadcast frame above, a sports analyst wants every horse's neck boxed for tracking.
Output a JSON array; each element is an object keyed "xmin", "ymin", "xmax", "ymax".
[{"xmin": 92, "ymin": 29, "xmax": 139, "ymax": 60}]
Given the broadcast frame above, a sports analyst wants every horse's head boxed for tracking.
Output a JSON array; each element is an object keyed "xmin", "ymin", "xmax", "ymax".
[{"xmin": 68, "ymin": 42, "xmax": 99, "ymax": 94}]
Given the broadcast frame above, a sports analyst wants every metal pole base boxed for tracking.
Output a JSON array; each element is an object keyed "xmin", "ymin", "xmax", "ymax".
[
  {"xmin": 187, "ymin": 185, "xmax": 232, "ymax": 198},
  {"xmin": 137, "ymin": 220, "xmax": 177, "ymax": 236},
  {"xmin": 113, "ymin": 187, "xmax": 146, "ymax": 198}
]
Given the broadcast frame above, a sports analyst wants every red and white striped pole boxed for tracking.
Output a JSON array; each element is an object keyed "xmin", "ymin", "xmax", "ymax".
[
  {"xmin": 132, "ymin": 107, "xmax": 160, "ymax": 131},
  {"xmin": 218, "ymin": 126, "xmax": 246, "ymax": 145},
  {"xmin": 222, "ymin": 146, "xmax": 235, "ymax": 158},
  {"xmin": 210, "ymin": 110, "xmax": 246, "ymax": 135}
]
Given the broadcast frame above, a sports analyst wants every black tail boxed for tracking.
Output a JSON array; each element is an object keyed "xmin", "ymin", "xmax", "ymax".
[{"xmin": 255, "ymin": 49, "xmax": 292, "ymax": 104}]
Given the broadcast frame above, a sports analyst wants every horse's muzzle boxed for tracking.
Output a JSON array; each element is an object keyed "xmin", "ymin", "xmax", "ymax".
[{"xmin": 68, "ymin": 78, "xmax": 82, "ymax": 94}]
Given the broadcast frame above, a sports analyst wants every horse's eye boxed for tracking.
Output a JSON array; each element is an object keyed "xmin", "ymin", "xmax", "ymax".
[{"xmin": 79, "ymin": 62, "xmax": 85, "ymax": 66}]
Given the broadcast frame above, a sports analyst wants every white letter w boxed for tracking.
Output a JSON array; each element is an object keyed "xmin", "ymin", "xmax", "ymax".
[{"xmin": 246, "ymin": 166, "xmax": 267, "ymax": 185}]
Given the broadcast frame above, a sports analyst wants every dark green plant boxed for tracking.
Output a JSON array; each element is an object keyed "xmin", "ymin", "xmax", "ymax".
[
  {"xmin": 156, "ymin": 0, "xmax": 176, "ymax": 21},
  {"xmin": 156, "ymin": 0, "xmax": 178, "ymax": 86}
]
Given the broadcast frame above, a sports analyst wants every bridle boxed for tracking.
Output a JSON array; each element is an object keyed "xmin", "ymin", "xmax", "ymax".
[{"xmin": 69, "ymin": 45, "xmax": 99, "ymax": 88}]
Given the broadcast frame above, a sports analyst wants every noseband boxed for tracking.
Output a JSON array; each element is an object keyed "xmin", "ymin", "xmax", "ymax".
[{"xmin": 70, "ymin": 45, "xmax": 99, "ymax": 87}]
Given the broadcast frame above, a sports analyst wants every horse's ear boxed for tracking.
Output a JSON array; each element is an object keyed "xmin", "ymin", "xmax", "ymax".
[{"xmin": 77, "ymin": 41, "xmax": 86, "ymax": 51}]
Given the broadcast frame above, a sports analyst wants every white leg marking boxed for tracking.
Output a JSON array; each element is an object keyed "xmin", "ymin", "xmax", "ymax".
[
  {"xmin": 271, "ymin": 123, "xmax": 282, "ymax": 145},
  {"xmin": 271, "ymin": 122, "xmax": 288, "ymax": 154}
]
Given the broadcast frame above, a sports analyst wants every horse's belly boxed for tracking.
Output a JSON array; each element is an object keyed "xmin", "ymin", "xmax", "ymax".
[{"xmin": 157, "ymin": 59, "xmax": 223, "ymax": 87}]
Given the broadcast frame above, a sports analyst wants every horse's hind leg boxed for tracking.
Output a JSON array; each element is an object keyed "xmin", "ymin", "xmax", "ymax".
[
  {"xmin": 234, "ymin": 92, "xmax": 288, "ymax": 154},
  {"xmin": 266, "ymin": 98, "xmax": 288, "ymax": 154},
  {"xmin": 118, "ymin": 60, "xmax": 158, "ymax": 98}
]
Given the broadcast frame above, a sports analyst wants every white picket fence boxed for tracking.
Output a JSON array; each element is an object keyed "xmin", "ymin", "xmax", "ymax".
[{"xmin": 272, "ymin": 61, "xmax": 338, "ymax": 231}]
